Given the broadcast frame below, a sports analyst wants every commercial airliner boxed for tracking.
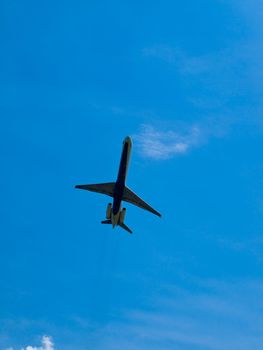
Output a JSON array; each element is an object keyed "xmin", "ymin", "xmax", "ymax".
[{"xmin": 75, "ymin": 136, "xmax": 161, "ymax": 234}]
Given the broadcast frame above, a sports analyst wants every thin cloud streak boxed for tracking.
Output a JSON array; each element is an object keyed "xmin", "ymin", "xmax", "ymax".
[{"xmin": 142, "ymin": 43, "xmax": 248, "ymax": 76}]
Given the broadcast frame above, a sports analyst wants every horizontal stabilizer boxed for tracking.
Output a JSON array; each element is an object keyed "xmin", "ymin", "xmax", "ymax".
[
  {"xmin": 75, "ymin": 182, "xmax": 115, "ymax": 197},
  {"xmin": 123, "ymin": 186, "xmax": 161, "ymax": 217},
  {"xmin": 101, "ymin": 219, "xmax": 111, "ymax": 225},
  {"xmin": 119, "ymin": 222, "xmax": 132, "ymax": 234}
]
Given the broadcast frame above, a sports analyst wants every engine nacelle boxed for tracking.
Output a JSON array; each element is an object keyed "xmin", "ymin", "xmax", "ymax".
[
  {"xmin": 106, "ymin": 203, "xmax": 112, "ymax": 219},
  {"xmin": 119, "ymin": 208, "xmax": 126, "ymax": 224}
]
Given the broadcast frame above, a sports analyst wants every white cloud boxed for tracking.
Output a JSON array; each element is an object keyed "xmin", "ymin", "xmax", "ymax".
[
  {"xmin": 5, "ymin": 336, "xmax": 54, "ymax": 350},
  {"xmin": 24, "ymin": 336, "xmax": 54, "ymax": 350},
  {"xmin": 134, "ymin": 122, "xmax": 224, "ymax": 160}
]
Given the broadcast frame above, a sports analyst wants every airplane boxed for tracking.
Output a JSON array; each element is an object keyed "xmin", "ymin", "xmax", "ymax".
[{"xmin": 75, "ymin": 136, "xmax": 161, "ymax": 234}]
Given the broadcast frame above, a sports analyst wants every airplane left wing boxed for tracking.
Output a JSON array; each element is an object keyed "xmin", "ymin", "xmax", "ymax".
[
  {"xmin": 123, "ymin": 186, "xmax": 161, "ymax": 217},
  {"xmin": 75, "ymin": 182, "xmax": 115, "ymax": 197}
]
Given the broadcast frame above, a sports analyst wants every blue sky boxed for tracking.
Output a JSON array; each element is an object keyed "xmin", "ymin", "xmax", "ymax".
[{"xmin": 1, "ymin": 0, "xmax": 263, "ymax": 349}]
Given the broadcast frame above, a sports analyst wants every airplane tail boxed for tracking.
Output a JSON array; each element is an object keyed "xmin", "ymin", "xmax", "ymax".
[
  {"xmin": 119, "ymin": 222, "xmax": 132, "ymax": 234},
  {"xmin": 101, "ymin": 219, "xmax": 132, "ymax": 234}
]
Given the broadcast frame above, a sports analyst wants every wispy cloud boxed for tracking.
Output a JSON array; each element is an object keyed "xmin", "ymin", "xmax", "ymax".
[
  {"xmin": 142, "ymin": 45, "xmax": 214, "ymax": 75},
  {"xmin": 142, "ymin": 45, "xmax": 182, "ymax": 64},
  {"xmin": 134, "ymin": 124, "xmax": 200, "ymax": 159},
  {"xmin": 94, "ymin": 278, "xmax": 263, "ymax": 350},
  {"xmin": 216, "ymin": 235, "xmax": 263, "ymax": 262},
  {"xmin": 2, "ymin": 278, "xmax": 263, "ymax": 350},
  {"xmin": 139, "ymin": 5, "xmax": 263, "ymax": 161},
  {"xmin": 142, "ymin": 1, "xmax": 263, "ymax": 120},
  {"xmin": 134, "ymin": 121, "xmax": 226, "ymax": 160}
]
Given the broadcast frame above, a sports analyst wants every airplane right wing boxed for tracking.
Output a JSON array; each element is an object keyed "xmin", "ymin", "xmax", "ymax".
[
  {"xmin": 123, "ymin": 186, "xmax": 161, "ymax": 217},
  {"xmin": 75, "ymin": 182, "xmax": 115, "ymax": 197}
]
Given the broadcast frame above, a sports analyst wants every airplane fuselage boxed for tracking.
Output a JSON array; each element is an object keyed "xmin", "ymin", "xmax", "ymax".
[
  {"xmin": 111, "ymin": 136, "xmax": 132, "ymax": 227},
  {"xmin": 75, "ymin": 135, "xmax": 161, "ymax": 234}
]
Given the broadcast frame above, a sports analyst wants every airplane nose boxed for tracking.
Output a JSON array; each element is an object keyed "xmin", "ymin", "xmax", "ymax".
[{"xmin": 124, "ymin": 136, "xmax": 132, "ymax": 145}]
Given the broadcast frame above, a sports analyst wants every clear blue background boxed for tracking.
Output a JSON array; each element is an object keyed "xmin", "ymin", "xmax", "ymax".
[{"xmin": 1, "ymin": 1, "xmax": 263, "ymax": 349}]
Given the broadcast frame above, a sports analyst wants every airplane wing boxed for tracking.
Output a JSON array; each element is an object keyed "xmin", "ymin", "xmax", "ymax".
[
  {"xmin": 75, "ymin": 182, "xmax": 115, "ymax": 197},
  {"xmin": 123, "ymin": 186, "xmax": 161, "ymax": 217}
]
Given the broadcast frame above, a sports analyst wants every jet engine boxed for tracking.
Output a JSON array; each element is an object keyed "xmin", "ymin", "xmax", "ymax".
[
  {"xmin": 119, "ymin": 208, "xmax": 126, "ymax": 224},
  {"xmin": 106, "ymin": 203, "xmax": 112, "ymax": 219}
]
